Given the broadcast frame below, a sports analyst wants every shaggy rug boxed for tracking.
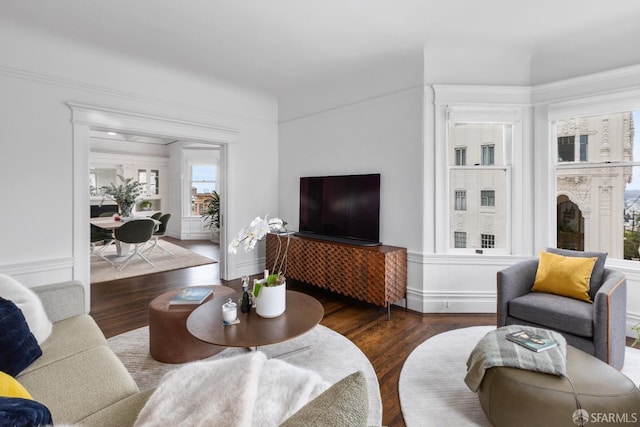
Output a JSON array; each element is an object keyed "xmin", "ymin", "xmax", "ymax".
[
  {"xmin": 91, "ymin": 240, "xmax": 216, "ymax": 283},
  {"xmin": 399, "ymin": 326, "xmax": 640, "ymax": 427},
  {"xmin": 107, "ymin": 324, "xmax": 382, "ymax": 426}
]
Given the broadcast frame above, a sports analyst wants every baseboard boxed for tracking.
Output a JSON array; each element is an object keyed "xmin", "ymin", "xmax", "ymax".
[{"xmin": 406, "ymin": 288, "xmax": 496, "ymax": 313}]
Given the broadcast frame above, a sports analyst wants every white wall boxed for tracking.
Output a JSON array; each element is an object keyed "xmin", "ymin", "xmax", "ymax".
[
  {"xmin": 279, "ymin": 46, "xmax": 640, "ymax": 338},
  {"xmin": 0, "ymin": 22, "xmax": 278, "ymax": 298},
  {"xmin": 278, "ymin": 87, "xmax": 425, "ymax": 301}
]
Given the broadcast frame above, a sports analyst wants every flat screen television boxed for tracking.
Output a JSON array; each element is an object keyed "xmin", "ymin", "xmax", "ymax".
[{"xmin": 296, "ymin": 173, "xmax": 381, "ymax": 246}]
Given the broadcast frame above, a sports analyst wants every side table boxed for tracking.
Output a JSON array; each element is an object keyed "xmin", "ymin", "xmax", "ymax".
[{"xmin": 149, "ymin": 285, "xmax": 234, "ymax": 363}]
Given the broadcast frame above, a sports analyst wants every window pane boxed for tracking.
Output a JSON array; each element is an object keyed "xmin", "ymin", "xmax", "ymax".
[
  {"xmin": 481, "ymin": 190, "xmax": 495, "ymax": 207},
  {"xmin": 450, "ymin": 169, "xmax": 507, "ymax": 250},
  {"xmin": 481, "ymin": 145, "xmax": 495, "ymax": 165},
  {"xmin": 448, "ymin": 124, "xmax": 506, "ymax": 166},
  {"xmin": 454, "ymin": 231, "xmax": 467, "ymax": 248},
  {"xmin": 555, "ymin": 111, "xmax": 636, "ymax": 260},
  {"xmin": 191, "ymin": 165, "xmax": 217, "ymax": 216}
]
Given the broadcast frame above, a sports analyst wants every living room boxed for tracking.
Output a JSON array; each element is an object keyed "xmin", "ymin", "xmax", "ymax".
[{"xmin": 1, "ymin": 2, "xmax": 640, "ymax": 426}]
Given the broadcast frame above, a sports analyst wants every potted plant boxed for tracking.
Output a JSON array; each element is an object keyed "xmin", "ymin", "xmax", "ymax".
[
  {"xmin": 203, "ymin": 191, "xmax": 220, "ymax": 229},
  {"xmin": 202, "ymin": 191, "xmax": 220, "ymax": 243},
  {"xmin": 632, "ymin": 323, "xmax": 640, "ymax": 347},
  {"xmin": 228, "ymin": 215, "xmax": 289, "ymax": 317},
  {"xmin": 101, "ymin": 174, "xmax": 143, "ymax": 218},
  {"xmin": 139, "ymin": 199, "xmax": 153, "ymax": 211}
]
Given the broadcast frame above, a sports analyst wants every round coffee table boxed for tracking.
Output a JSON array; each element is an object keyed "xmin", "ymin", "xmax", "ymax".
[
  {"xmin": 186, "ymin": 290, "xmax": 324, "ymax": 348},
  {"xmin": 148, "ymin": 285, "xmax": 235, "ymax": 363}
]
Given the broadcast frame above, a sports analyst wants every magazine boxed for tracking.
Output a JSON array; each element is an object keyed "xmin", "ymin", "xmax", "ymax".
[
  {"xmin": 506, "ymin": 329, "xmax": 558, "ymax": 352},
  {"xmin": 169, "ymin": 287, "xmax": 213, "ymax": 305}
]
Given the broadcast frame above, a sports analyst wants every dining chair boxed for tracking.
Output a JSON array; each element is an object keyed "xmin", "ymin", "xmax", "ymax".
[
  {"xmin": 150, "ymin": 212, "xmax": 163, "ymax": 220},
  {"xmin": 114, "ymin": 219, "xmax": 156, "ymax": 271},
  {"xmin": 146, "ymin": 214, "xmax": 172, "ymax": 257},
  {"xmin": 90, "ymin": 226, "xmax": 114, "ymax": 265}
]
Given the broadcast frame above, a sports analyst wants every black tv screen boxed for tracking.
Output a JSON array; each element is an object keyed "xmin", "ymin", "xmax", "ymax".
[{"xmin": 297, "ymin": 173, "xmax": 381, "ymax": 246}]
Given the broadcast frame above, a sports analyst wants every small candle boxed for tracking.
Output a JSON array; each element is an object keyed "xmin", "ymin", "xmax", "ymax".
[{"xmin": 222, "ymin": 298, "xmax": 237, "ymax": 324}]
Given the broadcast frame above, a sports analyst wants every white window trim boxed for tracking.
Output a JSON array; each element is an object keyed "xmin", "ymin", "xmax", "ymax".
[
  {"xmin": 433, "ymin": 85, "xmax": 531, "ymax": 256},
  {"xmin": 537, "ymin": 88, "xmax": 640, "ymax": 265}
]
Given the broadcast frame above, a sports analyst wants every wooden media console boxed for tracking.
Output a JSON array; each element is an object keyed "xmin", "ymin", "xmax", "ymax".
[{"xmin": 266, "ymin": 233, "xmax": 407, "ymax": 319}]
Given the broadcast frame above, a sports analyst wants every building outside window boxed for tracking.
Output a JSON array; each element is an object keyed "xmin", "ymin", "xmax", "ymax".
[
  {"xmin": 448, "ymin": 122, "xmax": 510, "ymax": 251},
  {"xmin": 555, "ymin": 112, "xmax": 636, "ymax": 260}
]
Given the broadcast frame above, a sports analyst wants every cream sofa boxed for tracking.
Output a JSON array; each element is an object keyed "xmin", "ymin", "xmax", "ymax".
[
  {"xmin": 15, "ymin": 280, "xmax": 153, "ymax": 426},
  {"xmin": 10, "ymin": 279, "xmax": 370, "ymax": 426}
]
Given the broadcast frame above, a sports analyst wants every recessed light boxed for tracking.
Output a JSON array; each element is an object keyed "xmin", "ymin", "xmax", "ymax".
[{"xmin": 107, "ymin": 131, "xmax": 117, "ymax": 136}]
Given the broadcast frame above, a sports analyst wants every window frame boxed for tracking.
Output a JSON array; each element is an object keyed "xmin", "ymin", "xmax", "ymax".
[
  {"xmin": 433, "ymin": 85, "xmax": 531, "ymax": 256},
  {"xmin": 541, "ymin": 84, "xmax": 640, "ymax": 267}
]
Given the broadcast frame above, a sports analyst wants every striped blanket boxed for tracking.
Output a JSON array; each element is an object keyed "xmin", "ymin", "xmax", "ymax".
[{"xmin": 464, "ymin": 325, "xmax": 567, "ymax": 392}]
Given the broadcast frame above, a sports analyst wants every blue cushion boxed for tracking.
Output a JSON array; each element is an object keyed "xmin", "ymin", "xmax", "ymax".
[
  {"xmin": 0, "ymin": 397, "xmax": 52, "ymax": 427},
  {"xmin": 0, "ymin": 297, "xmax": 42, "ymax": 377}
]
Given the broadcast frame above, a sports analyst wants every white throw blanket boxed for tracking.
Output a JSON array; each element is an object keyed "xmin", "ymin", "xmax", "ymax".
[{"xmin": 134, "ymin": 352, "xmax": 329, "ymax": 427}]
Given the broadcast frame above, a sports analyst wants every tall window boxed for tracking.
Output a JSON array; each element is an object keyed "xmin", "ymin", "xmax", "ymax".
[
  {"xmin": 455, "ymin": 147, "xmax": 467, "ymax": 166},
  {"xmin": 448, "ymin": 122, "xmax": 510, "ymax": 251},
  {"xmin": 481, "ymin": 190, "xmax": 495, "ymax": 207},
  {"xmin": 455, "ymin": 190, "xmax": 467, "ymax": 210},
  {"xmin": 555, "ymin": 112, "xmax": 637, "ymax": 260},
  {"xmin": 191, "ymin": 165, "xmax": 217, "ymax": 216}
]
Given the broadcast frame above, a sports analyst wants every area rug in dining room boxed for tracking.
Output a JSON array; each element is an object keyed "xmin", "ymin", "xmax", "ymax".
[
  {"xmin": 399, "ymin": 326, "xmax": 640, "ymax": 427},
  {"xmin": 107, "ymin": 324, "xmax": 382, "ymax": 426},
  {"xmin": 91, "ymin": 240, "xmax": 216, "ymax": 283}
]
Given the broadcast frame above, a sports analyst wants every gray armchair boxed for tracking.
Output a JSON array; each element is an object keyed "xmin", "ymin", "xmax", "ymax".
[{"xmin": 497, "ymin": 249, "xmax": 627, "ymax": 369}]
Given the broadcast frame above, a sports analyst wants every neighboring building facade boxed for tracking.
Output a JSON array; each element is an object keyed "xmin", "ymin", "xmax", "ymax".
[{"xmin": 556, "ymin": 112, "xmax": 634, "ymax": 259}]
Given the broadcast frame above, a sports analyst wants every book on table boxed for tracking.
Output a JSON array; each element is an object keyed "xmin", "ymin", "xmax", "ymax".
[
  {"xmin": 169, "ymin": 287, "xmax": 213, "ymax": 305},
  {"xmin": 506, "ymin": 329, "xmax": 558, "ymax": 352}
]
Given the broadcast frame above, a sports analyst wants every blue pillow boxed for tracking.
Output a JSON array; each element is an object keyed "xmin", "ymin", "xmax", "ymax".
[
  {"xmin": 0, "ymin": 397, "xmax": 53, "ymax": 426},
  {"xmin": 0, "ymin": 297, "xmax": 42, "ymax": 377}
]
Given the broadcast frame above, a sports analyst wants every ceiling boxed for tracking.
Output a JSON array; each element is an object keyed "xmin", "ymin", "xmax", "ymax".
[{"xmin": 2, "ymin": 1, "xmax": 640, "ymax": 99}]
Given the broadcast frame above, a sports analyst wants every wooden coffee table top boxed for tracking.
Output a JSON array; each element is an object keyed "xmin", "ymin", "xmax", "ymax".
[{"xmin": 186, "ymin": 290, "xmax": 324, "ymax": 348}]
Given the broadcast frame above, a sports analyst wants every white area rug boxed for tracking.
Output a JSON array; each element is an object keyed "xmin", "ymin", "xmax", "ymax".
[
  {"xmin": 91, "ymin": 240, "xmax": 215, "ymax": 283},
  {"xmin": 399, "ymin": 326, "xmax": 640, "ymax": 427},
  {"xmin": 107, "ymin": 324, "xmax": 382, "ymax": 426}
]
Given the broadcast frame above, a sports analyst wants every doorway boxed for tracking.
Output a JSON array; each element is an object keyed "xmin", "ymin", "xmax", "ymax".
[{"xmin": 70, "ymin": 103, "xmax": 237, "ymax": 305}]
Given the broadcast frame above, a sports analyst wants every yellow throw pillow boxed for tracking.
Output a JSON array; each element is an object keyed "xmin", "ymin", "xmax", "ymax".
[
  {"xmin": 0, "ymin": 371, "xmax": 32, "ymax": 399},
  {"xmin": 532, "ymin": 250, "xmax": 597, "ymax": 303}
]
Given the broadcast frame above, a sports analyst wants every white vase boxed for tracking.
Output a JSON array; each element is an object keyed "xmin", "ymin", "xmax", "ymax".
[{"xmin": 253, "ymin": 279, "xmax": 286, "ymax": 318}]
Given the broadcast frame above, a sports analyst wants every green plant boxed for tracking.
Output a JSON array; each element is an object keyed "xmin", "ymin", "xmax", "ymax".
[
  {"xmin": 632, "ymin": 323, "xmax": 640, "ymax": 347},
  {"xmin": 101, "ymin": 174, "xmax": 143, "ymax": 217},
  {"xmin": 202, "ymin": 191, "xmax": 220, "ymax": 229},
  {"xmin": 139, "ymin": 200, "xmax": 153, "ymax": 210},
  {"xmin": 228, "ymin": 215, "xmax": 288, "ymax": 286}
]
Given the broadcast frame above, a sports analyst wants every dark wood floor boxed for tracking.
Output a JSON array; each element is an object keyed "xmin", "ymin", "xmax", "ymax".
[{"xmin": 90, "ymin": 238, "xmax": 635, "ymax": 427}]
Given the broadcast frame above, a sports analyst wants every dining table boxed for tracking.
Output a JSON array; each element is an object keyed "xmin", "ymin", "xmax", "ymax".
[{"xmin": 90, "ymin": 217, "xmax": 160, "ymax": 256}]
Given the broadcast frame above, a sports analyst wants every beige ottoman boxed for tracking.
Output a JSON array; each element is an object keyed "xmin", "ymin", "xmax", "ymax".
[
  {"xmin": 149, "ymin": 286, "xmax": 234, "ymax": 363},
  {"xmin": 478, "ymin": 346, "xmax": 640, "ymax": 427}
]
